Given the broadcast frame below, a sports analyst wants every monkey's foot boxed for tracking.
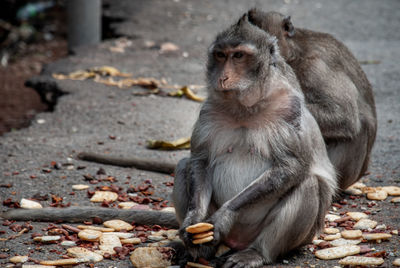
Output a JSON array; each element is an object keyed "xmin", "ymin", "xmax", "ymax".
[
  {"xmin": 187, "ymin": 244, "xmax": 216, "ymax": 260},
  {"xmin": 222, "ymin": 249, "xmax": 265, "ymax": 268}
]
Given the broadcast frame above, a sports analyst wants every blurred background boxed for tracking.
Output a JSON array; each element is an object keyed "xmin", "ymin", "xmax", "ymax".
[
  {"xmin": 0, "ymin": 0, "xmax": 67, "ymax": 135},
  {"xmin": 0, "ymin": 0, "xmax": 121, "ymax": 135}
]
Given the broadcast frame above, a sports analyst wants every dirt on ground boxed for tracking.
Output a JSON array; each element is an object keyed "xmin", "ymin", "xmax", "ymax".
[
  {"xmin": 0, "ymin": 38, "xmax": 67, "ymax": 135},
  {"xmin": 0, "ymin": 0, "xmax": 67, "ymax": 135}
]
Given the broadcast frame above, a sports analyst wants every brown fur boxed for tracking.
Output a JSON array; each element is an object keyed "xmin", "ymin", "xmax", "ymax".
[{"xmin": 247, "ymin": 9, "xmax": 377, "ymax": 190}]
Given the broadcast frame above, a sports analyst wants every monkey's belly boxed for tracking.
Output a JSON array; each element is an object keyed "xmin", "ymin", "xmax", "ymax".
[
  {"xmin": 210, "ymin": 150, "xmax": 273, "ymax": 249},
  {"xmin": 210, "ymin": 150, "xmax": 271, "ymax": 206}
]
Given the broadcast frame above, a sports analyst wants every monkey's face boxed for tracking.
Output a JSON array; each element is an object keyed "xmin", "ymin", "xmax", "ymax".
[
  {"xmin": 209, "ymin": 43, "xmax": 259, "ymax": 94},
  {"xmin": 207, "ymin": 15, "xmax": 280, "ymax": 107}
]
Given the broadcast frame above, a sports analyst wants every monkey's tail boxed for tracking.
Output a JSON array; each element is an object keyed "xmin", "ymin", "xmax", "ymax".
[
  {"xmin": 1, "ymin": 207, "xmax": 179, "ymax": 228},
  {"xmin": 77, "ymin": 152, "xmax": 177, "ymax": 174}
]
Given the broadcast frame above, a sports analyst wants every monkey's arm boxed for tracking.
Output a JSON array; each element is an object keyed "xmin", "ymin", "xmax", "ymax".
[
  {"xmin": 182, "ymin": 112, "xmax": 214, "ymax": 225},
  {"xmin": 1, "ymin": 207, "xmax": 179, "ymax": 228},
  {"xmin": 209, "ymin": 153, "xmax": 308, "ymax": 242},
  {"xmin": 178, "ymin": 158, "xmax": 215, "ymax": 258},
  {"xmin": 77, "ymin": 152, "xmax": 176, "ymax": 174},
  {"xmin": 181, "ymin": 158, "xmax": 212, "ymax": 227},
  {"xmin": 302, "ymin": 61, "xmax": 361, "ymax": 140}
]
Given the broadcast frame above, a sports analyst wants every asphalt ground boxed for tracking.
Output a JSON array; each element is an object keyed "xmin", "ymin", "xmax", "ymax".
[{"xmin": 0, "ymin": 0, "xmax": 399, "ymax": 267}]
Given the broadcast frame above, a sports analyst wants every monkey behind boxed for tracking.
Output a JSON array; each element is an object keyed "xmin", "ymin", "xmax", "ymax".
[
  {"xmin": 173, "ymin": 14, "xmax": 336, "ymax": 267},
  {"xmin": 247, "ymin": 10, "xmax": 377, "ymax": 190}
]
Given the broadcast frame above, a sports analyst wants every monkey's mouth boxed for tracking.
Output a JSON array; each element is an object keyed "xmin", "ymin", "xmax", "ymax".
[{"xmin": 220, "ymin": 89, "xmax": 236, "ymax": 99}]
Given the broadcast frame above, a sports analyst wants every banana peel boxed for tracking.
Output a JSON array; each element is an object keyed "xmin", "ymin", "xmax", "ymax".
[
  {"xmin": 94, "ymin": 76, "xmax": 159, "ymax": 89},
  {"xmin": 91, "ymin": 66, "xmax": 132, "ymax": 77},
  {"xmin": 52, "ymin": 66, "xmax": 204, "ymax": 101},
  {"xmin": 52, "ymin": 66, "xmax": 131, "ymax": 81},
  {"xmin": 168, "ymin": 86, "xmax": 205, "ymax": 102},
  {"xmin": 146, "ymin": 137, "xmax": 190, "ymax": 150}
]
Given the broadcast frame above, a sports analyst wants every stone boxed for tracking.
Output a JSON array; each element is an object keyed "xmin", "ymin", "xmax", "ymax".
[{"xmin": 130, "ymin": 247, "xmax": 171, "ymax": 268}]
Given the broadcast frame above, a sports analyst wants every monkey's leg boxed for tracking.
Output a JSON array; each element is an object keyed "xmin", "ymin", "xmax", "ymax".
[
  {"xmin": 225, "ymin": 177, "xmax": 321, "ymax": 266},
  {"xmin": 172, "ymin": 157, "xmax": 192, "ymax": 224},
  {"xmin": 327, "ymin": 130, "xmax": 370, "ymax": 190},
  {"xmin": 172, "ymin": 157, "xmax": 217, "ymax": 260}
]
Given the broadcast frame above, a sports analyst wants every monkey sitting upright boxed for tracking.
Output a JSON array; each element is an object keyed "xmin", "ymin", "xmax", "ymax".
[
  {"xmin": 247, "ymin": 9, "xmax": 377, "ymax": 190},
  {"xmin": 172, "ymin": 14, "xmax": 337, "ymax": 267}
]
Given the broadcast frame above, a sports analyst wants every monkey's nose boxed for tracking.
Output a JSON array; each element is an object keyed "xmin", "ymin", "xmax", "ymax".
[{"xmin": 219, "ymin": 77, "xmax": 229, "ymax": 88}]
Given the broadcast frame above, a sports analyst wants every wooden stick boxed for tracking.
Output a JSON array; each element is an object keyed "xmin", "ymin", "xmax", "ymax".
[{"xmin": 77, "ymin": 152, "xmax": 176, "ymax": 174}]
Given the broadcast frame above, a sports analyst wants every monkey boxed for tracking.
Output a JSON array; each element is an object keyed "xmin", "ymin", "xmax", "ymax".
[
  {"xmin": 246, "ymin": 9, "xmax": 377, "ymax": 190},
  {"xmin": 2, "ymin": 14, "xmax": 336, "ymax": 267},
  {"xmin": 75, "ymin": 10, "xmax": 376, "ymax": 192},
  {"xmin": 172, "ymin": 14, "xmax": 336, "ymax": 266}
]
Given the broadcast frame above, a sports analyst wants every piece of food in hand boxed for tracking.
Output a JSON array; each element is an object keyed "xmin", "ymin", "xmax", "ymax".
[
  {"xmin": 186, "ymin": 261, "xmax": 213, "ymax": 268},
  {"xmin": 193, "ymin": 231, "xmax": 214, "ymax": 239},
  {"xmin": 192, "ymin": 235, "xmax": 214, "ymax": 244},
  {"xmin": 185, "ymin": 222, "xmax": 213, "ymax": 234}
]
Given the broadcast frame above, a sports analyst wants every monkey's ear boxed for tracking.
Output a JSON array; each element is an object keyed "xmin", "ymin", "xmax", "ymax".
[
  {"xmin": 283, "ymin": 16, "xmax": 295, "ymax": 37},
  {"xmin": 247, "ymin": 8, "xmax": 257, "ymax": 19},
  {"xmin": 237, "ymin": 13, "xmax": 249, "ymax": 26}
]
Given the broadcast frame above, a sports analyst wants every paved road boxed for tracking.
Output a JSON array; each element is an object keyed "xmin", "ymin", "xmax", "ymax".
[{"xmin": 0, "ymin": 0, "xmax": 399, "ymax": 267}]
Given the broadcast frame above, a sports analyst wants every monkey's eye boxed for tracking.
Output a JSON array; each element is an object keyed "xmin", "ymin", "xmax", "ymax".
[
  {"xmin": 269, "ymin": 46, "xmax": 275, "ymax": 55},
  {"xmin": 215, "ymin": 51, "xmax": 226, "ymax": 59},
  {"xmin": 233, "ymin": 52, "xmax": 244, "ymax": 59}
]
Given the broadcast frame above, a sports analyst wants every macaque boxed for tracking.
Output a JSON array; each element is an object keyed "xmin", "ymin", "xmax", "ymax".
[
  {"xmin": 172, "ymin": 15, "xmax": 336, "ymax": 266},
  {"xmin": 247, "ymin": 9, "xmax": 377, "ymax": 190},
  {"xmin": 2, "ymin": 12, "xmax": 340, "ymax": 267}
]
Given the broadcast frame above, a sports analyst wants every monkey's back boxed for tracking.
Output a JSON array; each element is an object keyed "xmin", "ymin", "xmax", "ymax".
[{"xmin": 292, "ymin": 28, "xmax": 376, "ymax": 120}]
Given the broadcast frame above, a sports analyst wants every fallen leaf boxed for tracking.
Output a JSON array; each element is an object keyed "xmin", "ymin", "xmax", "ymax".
[{"xmin": 160, "ymin": 42, "xmax": 179, "ymax": 53}]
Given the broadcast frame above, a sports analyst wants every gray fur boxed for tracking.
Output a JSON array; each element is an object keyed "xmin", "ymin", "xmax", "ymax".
[
  {"xmin": 173, "ymin": 15, "xmax": 336, "ymax": 266},
  {"xmin": 247, "ymin": 9, "xmax": 377, "ymax": 190}
]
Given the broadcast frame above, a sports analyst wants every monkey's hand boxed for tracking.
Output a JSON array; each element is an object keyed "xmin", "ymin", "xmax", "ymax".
[
  {"xmin": 179, "ymin": 212, "xmax": 217, "ymax": 259},
  {"xmin": 207, "ymin": 205, "xmax": 237, "ymax": 246},
  {"xmin": 179, "ymin": 211, "xmax": 205, "ymax": 246}
]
